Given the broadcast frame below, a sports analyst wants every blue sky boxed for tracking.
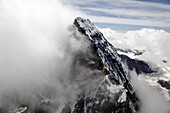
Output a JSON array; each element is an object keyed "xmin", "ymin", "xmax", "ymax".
[{"xmin": 66, "ymin": 0, "xmax": 170, "ymax": 32}]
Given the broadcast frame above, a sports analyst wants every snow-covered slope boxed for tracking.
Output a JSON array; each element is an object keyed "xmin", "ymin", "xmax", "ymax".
[
  {"xmin": 100, "ymin": 28, "xmax": 170, "ymax": 74},
  {"xmin": 99, "ymin": 28, "xmax": 170, "ymax": 100}
]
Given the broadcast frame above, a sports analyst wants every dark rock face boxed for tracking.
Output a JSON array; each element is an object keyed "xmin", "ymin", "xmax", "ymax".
[
  {"xmin": 158, "ymin": 80, "xmax": 170, "ymax": 90},
  {"xmin": 119, "ymin": 54, "xmax": 158, "ymax": 75},
  {"xmin": 63, "ymin": 17, "xmax": 139, "ymax": 113},
  {"xmin": 116, "ymin": 48, "xmax": 144, "ymax": 56}
]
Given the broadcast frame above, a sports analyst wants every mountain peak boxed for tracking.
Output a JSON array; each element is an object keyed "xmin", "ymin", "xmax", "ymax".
[{"xmin": 61, "ymin": 17, "xmax": 140, "ymax": 113}]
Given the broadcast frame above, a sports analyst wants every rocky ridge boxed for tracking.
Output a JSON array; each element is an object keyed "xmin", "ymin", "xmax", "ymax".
[{"xmin": 60, "ymin": 17, "xmax": 140, "ymax": 113}]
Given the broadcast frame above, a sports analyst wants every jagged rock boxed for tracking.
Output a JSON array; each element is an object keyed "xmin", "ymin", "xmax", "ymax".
[
  {"xmin": 62, "ymin": 17, "xmax": 140, "ymax": 113},
  {"xmin": 119, "ymin": 54, "xmax": 160, "ymax": 75},
  {"xmin": 14, "ymin": 106, "xmax": 28, "ymax": 113},
  {"xmin": 162, "ymin": 60, "xmax": 167, "ymax": 63},
  {"xmin": 158, "ymin": 79, "xmax": 170, "ymax": 90},
  {"xmin": 116, "ymin": 48, "xmax": 144, "ymax": 56}
]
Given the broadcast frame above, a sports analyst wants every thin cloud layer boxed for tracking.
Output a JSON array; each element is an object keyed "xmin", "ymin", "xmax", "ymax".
[{"xmin": 66, "ymin": 0, "xmax": 170, "ymax": 32}]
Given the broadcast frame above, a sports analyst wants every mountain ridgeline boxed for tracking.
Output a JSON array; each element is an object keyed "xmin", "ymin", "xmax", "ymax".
[{"xmin": 61, "ymin": 17, "xmax": 140, "ymax": 113}]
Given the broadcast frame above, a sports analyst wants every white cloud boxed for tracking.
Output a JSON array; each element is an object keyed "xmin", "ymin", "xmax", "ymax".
[
  {"xmin": 100, "ymin": 27, "xmax": 170, "ymax": 78},
  {"xmin": 130, "ymin": 71, "xmax": 170, "ymax": 113},
  {"xmin": 67, "ymin": 0, "xmax": 170, "ymax": 29},
  {"xmin": 79, "ymin": 7, "xmax": 170, "ymax": 18},
  {"xmin": 0, "ymin": 0, "xmax": 85, "ymax": 110},
  {"xmin": 100, "ymin": 25, "xmax": 170, "ymax": 113},
  {"xmin": 89, "ymin": 16, "xmax": 170, "ymax": 28}
]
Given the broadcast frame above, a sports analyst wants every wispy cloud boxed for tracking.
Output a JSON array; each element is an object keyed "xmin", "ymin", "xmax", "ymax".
[
  {"xmin": 89, "ymin": 15, "xmax": 170, "ymax": 28},
  {"xmin": 65, "ymin": 0, "xmax": 170, "ymax": 32}
]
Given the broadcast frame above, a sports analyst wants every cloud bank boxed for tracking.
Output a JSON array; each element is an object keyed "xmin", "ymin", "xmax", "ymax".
[
  {"xmin": 0, "ymin": 0, "xmax": 84, "ymax": 111},
  {"xmin": 100, "ymin": 27, "xmax": 170, "ymax": 113},
  {"xmin": 100, "ymin": 28, "xmax": 170, "ymax": 74},
  {"xmin": 130, "ymin": 71, "xmax": 170, "ymax": 113}
]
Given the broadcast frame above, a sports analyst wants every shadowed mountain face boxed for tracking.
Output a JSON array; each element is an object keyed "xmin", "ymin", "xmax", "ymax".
[
  {"xmin": 158, "ymin": 79, "xmax": 170, "ymax": 90},
  {"xmin": 60, "ymin": 17, "xmax": 140, "ymax": 113},
  {"xmin": 119, "ymin": 54, "xmax": 159, "ymax": 75}
]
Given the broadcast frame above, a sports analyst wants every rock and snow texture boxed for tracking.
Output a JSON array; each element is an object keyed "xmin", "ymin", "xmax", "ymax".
[
  {"xmin": 99, "ymin": 28, "xmax": 170, "ymax": 100},
  {"xmin": 100, "ymin": 28, "xmax": 170, "ymax": 76},
  {"xmin": 60, "ymin": 17, "xmax": 139, "ymax": 113},
  {"xmin": 74, "ymin": 17, "xmax": 135, "ymax": 94}
]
